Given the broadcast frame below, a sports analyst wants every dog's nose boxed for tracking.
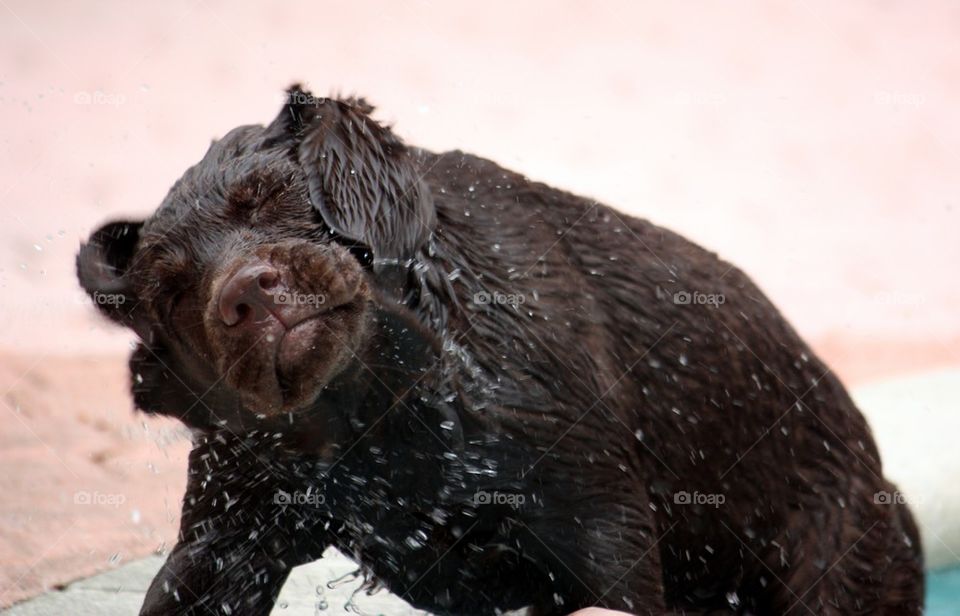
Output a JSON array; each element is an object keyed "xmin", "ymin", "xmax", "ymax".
[{"xmin": 218, "ymin": 262, "xmax": 282, "ymax": 326}]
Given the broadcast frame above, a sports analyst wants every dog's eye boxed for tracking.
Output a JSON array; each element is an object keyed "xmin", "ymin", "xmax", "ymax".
[
  {"xmin": 232, "ymin": 197, "xmax": 264, "ymax": 217},
  {"xmin": 348, "ymin": 244, "xmax": 373, "ymax": 269},
  {"xmin": 164, "ymin": 291, "xmax": 185, "ymax": 323},
  {"xmin": 230, "ymin": 179, "xmax": 283, "ymax": 218},
  {"xmin": 325, "ymin": 227, "xmax": 373, "ymax": 269}
]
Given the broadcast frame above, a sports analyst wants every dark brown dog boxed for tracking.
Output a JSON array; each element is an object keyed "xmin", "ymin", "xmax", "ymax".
[{"xmin": 77, "ymin": 86, "xmax": 923, "ymax": 615}]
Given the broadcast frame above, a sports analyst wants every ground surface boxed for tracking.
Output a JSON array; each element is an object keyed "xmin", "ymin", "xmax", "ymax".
[
  {"xmin": 4, "ymin": 549, "xmax": 960, "ymax": 616},
  {"xmin": 1, "ymin": 0, "xmax": 959, "ymax": 612},
  {"xmin": 2, "ymin": 549, "xmax": 429, "ymax": 616}
]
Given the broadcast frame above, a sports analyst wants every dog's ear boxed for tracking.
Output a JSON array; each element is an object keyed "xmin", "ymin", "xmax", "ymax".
[
  {"xmin": 76, "ymin": 220, "xmax": 143, "ymax": 326},
  {"xmin": 266, "ymin": 85, "xmax": 435, "ymax": 268},
  {"xmin": 129, "ymin": 341, "xmax": 244, "ymax": 429},
  {"xmin": 129, "ymin": 342, "xmax": 209, "ymax": 426},
  {"xmin": 130, "ymin": 341, "xmax": 198, "ymax": 416}
]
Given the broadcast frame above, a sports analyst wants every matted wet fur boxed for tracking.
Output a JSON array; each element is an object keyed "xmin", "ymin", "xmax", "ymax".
[{"xmin": 77, "ymin": 86, "xmax": 923, "ymax": 615}]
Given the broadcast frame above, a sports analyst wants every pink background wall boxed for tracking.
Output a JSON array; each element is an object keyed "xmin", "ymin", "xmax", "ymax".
[
  {"xmin": 1, "ymin": 0, "xmax": 958, "ymax": 605},
  {"xmin": 3, "ymin": 1, "xmax": 959, "ymax": 379}
]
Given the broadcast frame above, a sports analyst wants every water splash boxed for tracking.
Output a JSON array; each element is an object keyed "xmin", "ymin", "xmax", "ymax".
[{"xmin": 326, "ymin": 568, "xmax": 361, "ymax": 590}]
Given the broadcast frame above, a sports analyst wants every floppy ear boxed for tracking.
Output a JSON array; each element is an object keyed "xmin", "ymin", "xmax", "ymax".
[
  {"xmin": 76, "ymin": 220, "xmax": 143, "ymax": 325},
  {"xmin": 267, "ymin": 86, "xmax": 436, "ymax": 268},
  {"xmin": 130, "ymin": 342, "xmax": 200, "ymax": 417},
  {"xmin": 129, "ymin": 342, "xmax": 240, "ymax": 429}
]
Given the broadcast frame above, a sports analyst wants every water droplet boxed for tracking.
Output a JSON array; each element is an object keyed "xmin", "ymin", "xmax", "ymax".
[
  {"xmin": 726, "ymin": 590, "xmax": 740, "ymax": 607},
  {"xmin": 327, "ymin": 570, "xmax": 359, "ymax": 589}
]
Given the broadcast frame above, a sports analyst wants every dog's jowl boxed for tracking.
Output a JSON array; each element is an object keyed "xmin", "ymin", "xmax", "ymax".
[{"xmin": 77, "ymin": 86, "xmax": 923, "ymax": 615}]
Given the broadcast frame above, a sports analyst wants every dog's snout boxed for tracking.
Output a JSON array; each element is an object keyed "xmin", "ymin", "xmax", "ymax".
[{"xmin": 218, "ymin": 262, "xmax": 281, "ymax": 326}]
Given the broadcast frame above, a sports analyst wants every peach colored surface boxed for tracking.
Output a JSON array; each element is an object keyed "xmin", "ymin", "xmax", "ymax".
[
  {"xmin": 0, "ymin": 355, "xmax": 188, "ymax": 606},
  {"xmin": 1, "ymin": 0, "xmax": 958, "ymax": 607}
]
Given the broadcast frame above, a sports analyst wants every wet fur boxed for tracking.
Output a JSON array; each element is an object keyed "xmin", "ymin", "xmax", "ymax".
[{"xmin": 77, "ymin": 87, "xmax": 923, "ymax": 615}]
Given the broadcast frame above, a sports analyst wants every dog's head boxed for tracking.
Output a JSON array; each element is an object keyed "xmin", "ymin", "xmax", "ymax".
[{"xmin": 77, "ymin": 86, "xmax": 436, "ymax": 421}]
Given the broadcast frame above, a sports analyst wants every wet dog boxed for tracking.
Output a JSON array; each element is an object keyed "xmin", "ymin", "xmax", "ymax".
[{"xmin": 77, "ymin": 86, "xmax": 923, "ymax": 615}]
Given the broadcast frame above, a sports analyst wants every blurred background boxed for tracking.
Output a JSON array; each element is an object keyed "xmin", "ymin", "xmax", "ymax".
[{"xmin": 1, "ymin": 0, "xmax": 958, "ymax": 612}]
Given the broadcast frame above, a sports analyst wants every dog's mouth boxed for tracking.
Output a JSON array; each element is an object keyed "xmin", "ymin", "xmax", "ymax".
[
  {"xmin": 276, "ymin": 314, "xmax": 320, "ymax": 378},
  {"xmin": 202, "ymin": 243, "xmax": 371, "ymax": 416},
  {"xmin": 273, "ymin": 312, "xmax": 332, "ymax": 397},
  {"xmin": 221, "ymin": 302, "xmax": 364, "ymax": 415}
]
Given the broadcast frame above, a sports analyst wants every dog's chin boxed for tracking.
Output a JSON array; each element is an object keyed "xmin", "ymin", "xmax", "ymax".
[{"xmin": 227, "ymin": 308, "xmax": 364, "ymax": 417}]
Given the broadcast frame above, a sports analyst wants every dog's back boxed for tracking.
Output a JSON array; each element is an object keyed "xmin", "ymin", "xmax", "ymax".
[{"xmin": 416, "ymin": 150, "xmax": 924, "ymax": 613}]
